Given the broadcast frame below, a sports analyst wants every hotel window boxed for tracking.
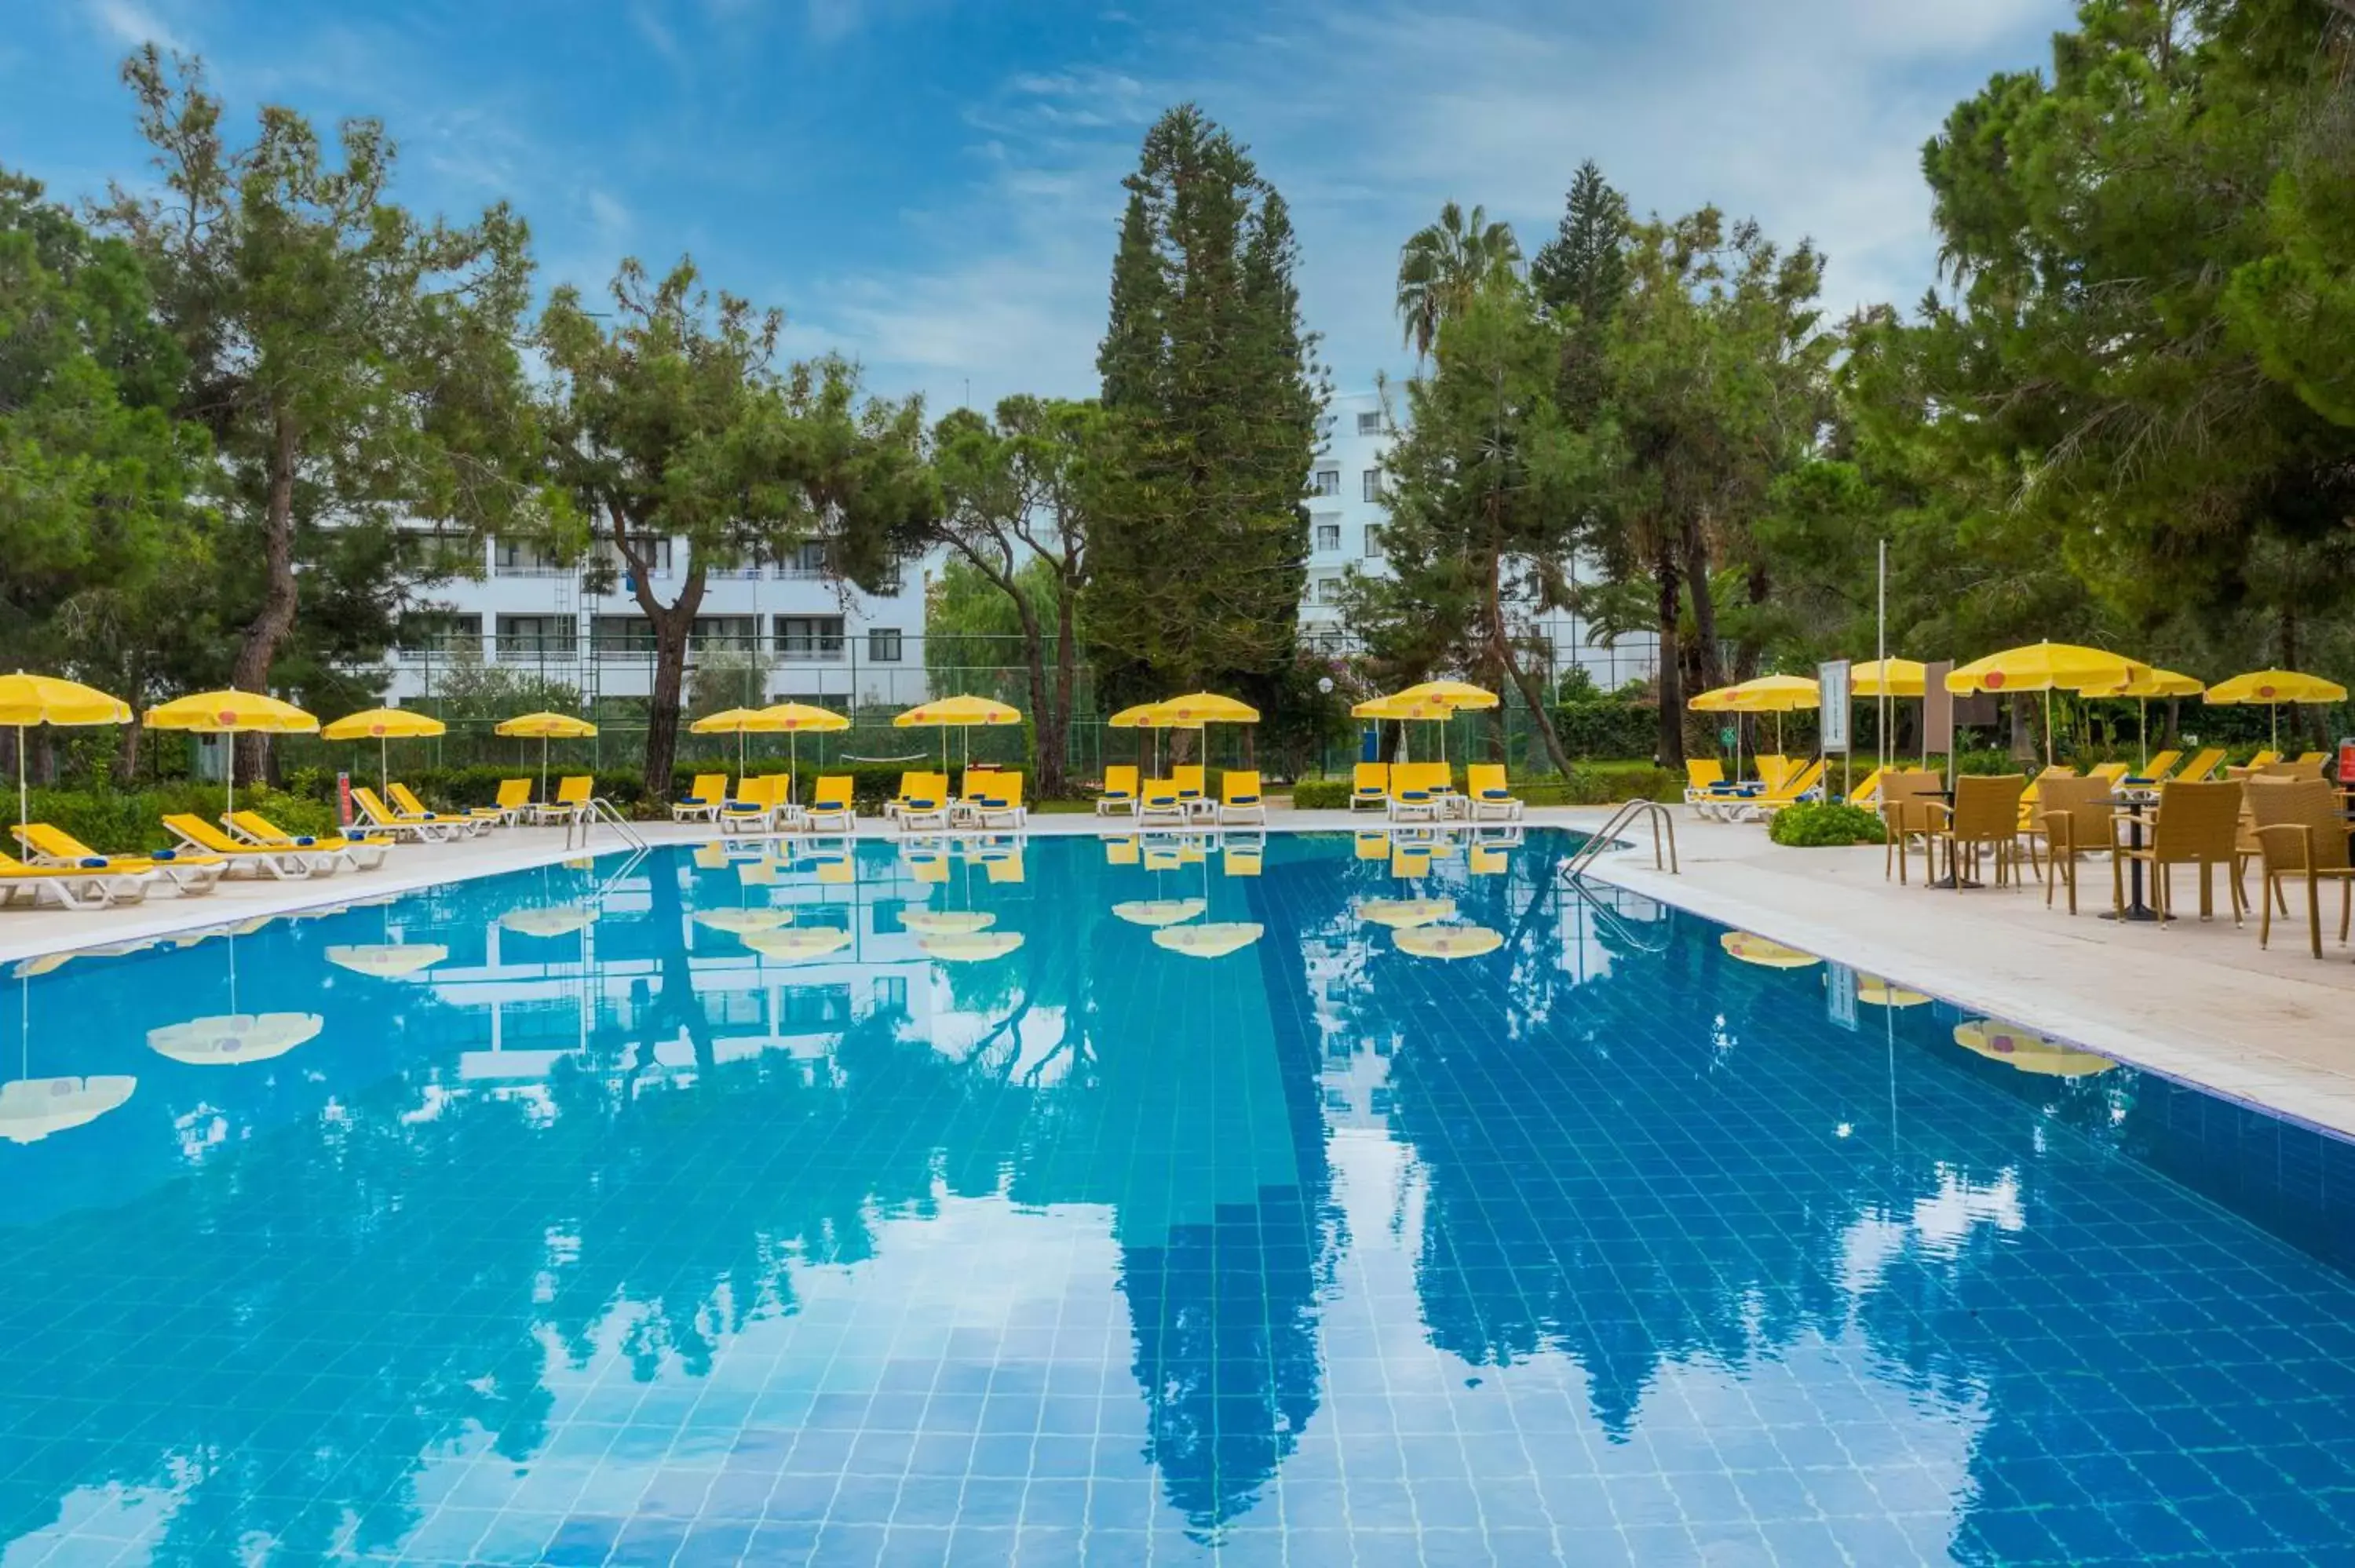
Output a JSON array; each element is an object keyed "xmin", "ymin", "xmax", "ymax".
[
  {"xmin": 871, "ymin": 975, "xmax": 909, "ymax": 1013},
  {"xmin": 868, "ymin": 627, "xmax": 904, "ymax": 662},
  {"xmin": 1313, "ymin": 577, "xmax": 1343, "ymax": 606},
  {"xmin": 691, "ymin": 616, "xmax": 758, "ymax": 652},
  {"xmin": 777, "ymin": 541, "xmax": 830, "ymax": 579},
  {"xmin": 775, "ymin": 614, "xmax": 845, "ymax": 662},
  {"xmin": 1364, "ymin": 525, "xmax": 1386, "ymax": 559},
  {"xmin": 496, "ymin": 614, "xmax": 577, "ymax": 655},
  {"xmin": 1315, "ymin": 523, "xmax": 1341, "ymax": 552},
  {"xmin": 1311, "ymin": 469, "xmax": 1341, "ymax": 498},
  {"xmin": 1356, "ymin": 410, "xmax": 1385, "ymax": 435},
  {"xmin": 590, "ymin": 615, "xmax": 655, "ymax": 657},
  {"xmin": 1362, "ymin": 469, "xmax": 1384, "ymax": 502},
  {"xmin": 493, "ymin": 539, "xmax": 563, "ymax": 577}
]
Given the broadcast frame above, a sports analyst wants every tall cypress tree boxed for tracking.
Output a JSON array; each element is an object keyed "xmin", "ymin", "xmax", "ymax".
[{"xmin": 1086, "ymin": 104, "xmax": 1324, "ymax": 706}]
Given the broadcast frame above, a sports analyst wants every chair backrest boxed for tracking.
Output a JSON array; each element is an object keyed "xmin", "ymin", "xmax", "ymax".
[
  {"xmin": 1685, "ymin": 759, "xmax": 1725, "ymax": 791},
  {"xmin": 495, "ymin": 778, "xmax": 532, "ymax": 808},
  {"xmin": 1771, "ymin": 760, "xmax": 1824, "ymax": 801},
  {"xmin": 1143, "ymin": 778, "xmax": 1178, "ymax": 806},
  {"xmin": 2141, "ymin": 749, "xmax": 2183, "ymax": 781},
  {"xmin": 2298, "ymin": 750, "xmax": 2329, "ymax": 766},
  {"xmin": 895, "ymin": 771, "xmax": 924, "ymax": 800},
  {"xmin": 688, "ymin": 773, "xmax": 726, "ymax": 801},
  {"xmin": 351, "ymin": 787, "xmax": 396, "ymax": 823},
  {"xmin": 1754, "ymin": 754, "xmax": 1791, "ymax": 789},
  {"xmin": 1222, "ymin": 770, "xmax": 1261, "ymax": 804},
  {"xmin": 556, "ymin": 775, "xmax": 593, "ymax": 805},
  {"xmin": 812, "ymin": 775, "xmax": 853, "ymax": 808},
  {"xmin": 2037, "ymin": 776, "xmax": 2115, "ymax": 850},
  {"xmin": 2178, "ymin": 746, "xmax": 2227, "ymax": 782},
  {"xmin": 2250, "ymin": 750, "xmax": 2282, "ymax": 768},
  {"xmin": 1104, "ymin": 765, "xmax": 1139, "ymax": 797},
  {"xmin": 163, "ymin": 813, "xmax": 239, "ymax": 851},
  {"xmin": 389, "ymin": 782, "xmax": 432, "ymax": 816},
  {"xmin": 980, "ymin": 773, "xmax": 1024, "ymax": 808},
  {"xmin": 1846, "ymin": 768, "xmax": 1885, "ymax": 807},
  {"xmin": 2258, "ymin": 760, "xmax": 2308, "ymax": 779},
  {"xmin": 1173, "ymin": 764, "xmax": 1206, "ymax": 795},
  {"xmin": 1416, "ymin": 762, "xmax": 1456, "ymax": 794},
  {"xmin": 228, "ymin": 811, "xmax": 292, "ymax": 844},
  {"xmin": 2247, "ymin": 778, "xmax": 2352, "ymax": 873},
  {"xmin": 2152, "ymin": 779, "xmax": 2245, "ymax": 863},
  {"xmin": 1353, "ymin": 763, "xmax": 1389, "ymax": 795},
  {"xmin": 16, "ymin": 823, "xmax": 96, "ymax": 859},
  {"xmin": 1105, "ymin": 836, "xmax": 1140, "ymax": 865},
  {"xmin": 2086, "ymin": 762, "xmax": 2128, "ymax": 784},
  {"xmin": 1878, "ymin": 771, "xmax": 1935, "ymax": 830},
  {"xmin": 1466, "ymin": 764, "xmax": 1510, "ymax": 798},
  {"xmin": 1952, "ymin": 774, "xmax": 2026, "ymax": 838}
]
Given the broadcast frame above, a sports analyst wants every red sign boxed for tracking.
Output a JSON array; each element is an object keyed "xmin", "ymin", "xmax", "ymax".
[
  {"xmin": 336, "ymin": 771, "xmax": 353, "ymax": 829},
  {"xmin": 2339, "ymin": 742, "xmax": 2355, "ymax": 786}
]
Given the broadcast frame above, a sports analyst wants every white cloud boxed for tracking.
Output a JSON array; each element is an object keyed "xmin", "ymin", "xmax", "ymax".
[{"xmin": 87, "ymin": 0, "xmax": 184, "ymax": 53}]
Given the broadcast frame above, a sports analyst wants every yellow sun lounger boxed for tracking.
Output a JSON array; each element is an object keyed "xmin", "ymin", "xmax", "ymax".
[
  {"xmin": 1097, "ymin": 765, "xmax": 1140, "ymax": 817},
  {"xmin": 673, "ymin": 773, "xmax": 730, "ymax": 823},
  {"xmin": 162, "ymin": 815, "xmax": 330, "ymax": 880},
  {"xmin": 803, "ymin": 776, "xmax": 856, "ymax": 833},
  {"xmin": 224, "ymin": 811, "xmax": 392, "ymax": 872},
  {"xmin": 0, "ymin": 847, "xmax": 157, "ymax": 910},
  {"xmin": 1218, "ymin": 770, "xmax": 1266, "ymax": 826},
  {"xmin": 1466, "ymin": 764, "xmax": 1522, "ymax": 822},
  {"xmin": 13, "ymin": 823, "xmax": 223, "ymax": 894},
  {"xmin": 352, "ymin": 786, "xmax": 458, "ymax": 842},
  {"xmin": 389, "ymin": 782, "xmax": 492, "ymax": 837},
  {"xmin": 1350, "ymin": 764, "xmax": 1390, "ymax": 812}
]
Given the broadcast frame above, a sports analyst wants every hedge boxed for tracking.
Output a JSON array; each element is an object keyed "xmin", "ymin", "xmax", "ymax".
[
  {"xmin": 1285, "ymin": 762, "xmax": 1681, "ymax": 811},
  {"xmin": 2, "ymin": 784, "xmax": 340, "ymax": 855},
  {"xmin": 1767, "ymin": 801, "xmax": 1888, "ymax": 848}
]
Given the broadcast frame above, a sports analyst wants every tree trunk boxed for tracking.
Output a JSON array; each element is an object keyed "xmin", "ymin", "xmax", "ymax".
[
  {"xmin": 1489, "ymin": 559, "xmax": 1573, "ymax": 778},
  {"xmin": 1046, "ymin": 588, "xmax": 1079, "ymax": 797},
  {"xmin": 230, "ymin": 408, "xmax": 303, "ymax": 786},
  {"xmin": 1682, "ymin": 520, "xmax": 1725, "ymax": 695},
  {"xmin": 1652, "ymin": 542, "xmax": 1685, "ymax": 767},
  {"xmin": 1013, "ymin": 597, "xmax": 1056, "ymax": 797},
  {"xmin": 116, "ymin": 713, "xmax": 143, "ymax": 786},
  {"xmin": 2008, "ymin": 695, "xmax": 2036, "ymax": 761},
  {"xmin": 631, "ymin": 538, "xmax": 706, "ymax": 802},
  {"xmin": 2163, "ymin": 698, "xmax": 2181, "ymax": 749}
]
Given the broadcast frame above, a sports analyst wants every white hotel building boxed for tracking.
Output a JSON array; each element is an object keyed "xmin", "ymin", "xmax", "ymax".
[{"xmin": 379, "ymin": 389, "xmax": 1652, "ymax": 709}]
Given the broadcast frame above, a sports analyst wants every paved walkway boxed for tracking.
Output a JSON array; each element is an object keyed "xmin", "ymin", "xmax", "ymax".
[{"xmin": 13, "ymin": 800, "xmax": 2354, "ymax": 1140}]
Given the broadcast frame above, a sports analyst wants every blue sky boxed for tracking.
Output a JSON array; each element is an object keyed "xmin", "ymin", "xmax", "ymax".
[{"xmin": 3, "ymin": 0, "xmax": 2072, "ymax": 414}]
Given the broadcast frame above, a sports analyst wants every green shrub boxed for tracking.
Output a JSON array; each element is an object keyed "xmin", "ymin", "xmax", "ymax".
[
  {"xmin": 1290, "ymin": 779, "xmax": 1353, "ymax": 809},
  {"xmin": 1557, "ymin": 763, "xmax": 1681, "ymax": 805},
  {"xmin": 2, "ymin": 783, "xmax": 339, "ymax": 855},
  {"xmin": 1554, "ymin": 700, "xmax": 1658, "ymax": 759},
  {"xmin": 1768, "ymin": 801, "xmax": 1888, "ymax": 848}
]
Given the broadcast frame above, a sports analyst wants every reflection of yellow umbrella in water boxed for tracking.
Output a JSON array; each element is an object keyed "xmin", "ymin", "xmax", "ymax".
[
  {"xmin": 1952, "ymin": 1019, "xmax": 2116, "ymax": 1078},
  {"xmin": 500, "ymin": 906, "xmax": 597, "ymax": 939},
  {"xmin": 920, "ymin": 931, "xmax": 1024, "ymax": 963},
  {"xmin": 1395, "ymin": 924, "xmax": 1503, "ymax": 960},
  {"xmin": 0, "ymin": 1074, "xmax": 137, "ymax": 1143},
  {"xmin": 694, "ymin": 908, "xmax": 794, "ymax": 935},
  {"xmin": 324, "ymin": 944, "xmax": 448, "ymax": 979},
  {"xmin": 1113, "ymin": 899, "xmax": 1205, "ymax": 928},
  {"xmin": 1360, "ymin": 896, "xmax": 1456, "ymax": 928},
  {"xmin": 1153, "ymin": 922, "xmax": 1262, "ymax": 958},
  {"xmin": 1859, "ymin": 976, "xmax": 1931, "ymax": 1008},
  {"xmin": 149, "ymin": 1012, "xmax": 322, "ymax": 1067},
  {"xmin": 903, "ymin": 909, "xmax": 995, "ymax": 936},
  {"xmin": 743, "ymin": 927, "xmax": 853, "ymax": 961},
  {"xmin": 1720, "ymin": 931, "xmax": 1820, "ymax": 969}
]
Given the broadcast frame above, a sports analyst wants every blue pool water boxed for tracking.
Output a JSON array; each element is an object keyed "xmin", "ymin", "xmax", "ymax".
[{"xmin": 5, "ymin": 828, "xmax": 2355, "ymax": 1566}]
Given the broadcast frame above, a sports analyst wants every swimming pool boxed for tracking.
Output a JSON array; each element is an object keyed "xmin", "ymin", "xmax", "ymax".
[{"xmin": 5, "ymin": 828, "xmax": 2354, "ymax": 1566}]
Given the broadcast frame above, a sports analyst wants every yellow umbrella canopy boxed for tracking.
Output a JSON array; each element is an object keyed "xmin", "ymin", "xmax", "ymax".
[
  {"xmin": 1946, "ymin": 643, "xmax": 2149, "ymax": 765},
  {"xmin": 1849, "ymin": 659, "xmax": 1928, "ymax": 699},
  {"xmin": 2206, "ymin": 669, "xmax": 2347, "ymax": 749},
  {"xmin": 1858, "ymin": 976, "xmax": 1932, "ymax": 1008},
  {"xmin": 693, "ymin": 908, "xmax": 794, "ymax": 935},
  {"xmin": 1360, "ymin": 896, "xmax": 1457, "ymax": 928},
  {"xmin": 0, "ymin": 673, "xmax": 132, "ymax": 830},
  {"xmin": 495, "ymin": 711, "xmax": 597, "ymax": 800},
  {"xmin": 1156, "ymin": 693, "xmax": 1260, "ymax": 724},
  {"xmin": 146, "ymin": 688, "xmax": 319, "ymax": 815},
  {"xmin": 322, "ymin": 707, "xmax": 447, "ymax": 793},
  {"xmin": 1722, "ymin": 675, "xmax": 1820, "ymax": 712},
  {"xmin": 754, "ymin": 702, "xmax": 851, "ymax": 801},
  {"xmin": 1687, "ymin": 685, "xmax": 1751, "ymax": 713},
  {"xmin": 0, "ymin": 1074, "xmax": 137, "ymax": 1143},
  {"xmin": 148, "ymin": 1012, "xmax": 323, "ymax": 1067},
  {"xmin": 1112, "ymin": 898, "xmax": 1207, "ymax": 928},
  {"xmin": 1152, "ymin": 922, "xmax": 1263, "ymax": 958},
  {"xmin": 500, "ymin": 906, "xmax": 597, "ymax": 939},
  {"xmin": 324, "ymin": 944, "xmax": 448, "ymax": 979},
  {"xmin": 2085, "ymin": 668, "xmax": 2205, "ymax": 769},
  {"xmin": 1394, "ymin": 924, "xmax": 1503, "ymax": 960},
  {"xmin": 1352, "ymin": 692, "xmax": 1455, "ymax": 764},
  {"xmin": 895, "ymin": 695, "xmax": 1020, "ymax": 771},
  {"xmin": 1952, "ymin": 1019, "xmax": 2116, "ymax": 1078},
  {"xmin": 1397, "ymin": 680, "xmax": 1499, "ymax": 709},
  {"xmin": 1720, "ymin": 931, "xmax": 1820, "ymax": 969}
]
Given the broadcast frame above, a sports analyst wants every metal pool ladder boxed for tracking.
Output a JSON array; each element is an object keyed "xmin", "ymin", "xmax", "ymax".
[
  {"xmin": 1561, "ymin": 799, "xmax": 1679, "ymax": 881},
  {"xmin": 566, "ymin": 796, "xmax": 648, "ymax": 852}
]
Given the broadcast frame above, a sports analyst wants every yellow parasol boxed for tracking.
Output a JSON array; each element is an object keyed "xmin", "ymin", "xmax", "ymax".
[
  {"xmin": 693, "ymin": 908, "xmax": 794, "ymax": 935},
  {"xmin": 495, "ymin": 711, "xmax": 598, "ymax": 802},
  {"xmin": 1154, "ymin": 691, "xmax": 1259, "ymax": 774},
  {"xmin": 2203, "ymin": 669, "xmax": 2348, "ymax": 751},
  {"xmin": 1394, "ymin": 924, "xmax": 1503, "ymax": 960},
  {"xmin": 895, "ymin": 694, "xmax": 1020, "ymax": 776},
  {"xmin": 920, "ymin": 931, "xmax": 1024, "ymax": 963},
  {"xmin": 758, "ymin": 701, "xmax": 850, "ymax": 804},
  {"xmin": 499, "ymin": 906, "xmax": 597, "ymax": 939},
  {"xmin": 1112, "ymin": 898, "xmax": 1206, "ymax": 928},
  {"xmin": 2084, "ymin": 667, "xmax": 2205, "ymax": 770},
  {"xmin": 690, "ymin": 706, "xmax": 785, "ymax": 780},
  {"xmin": 0, "ymin": 1074, "xmax": 137, "ymax": 1143},
  {"xmin": 1858, "ymin": 976, "xmax": 1931, "ymax": 1008},
  {"xmin": 146, "ymin": 688, "xmax": 319, "ymax": 816},
  {"xmin": 0, "ymin": 672, "xmax": 131, "ymax": 832},
  {"xmin": 148, "ymin": 1012, "xmax": 322, "ymax": 1067},
  {"xmin": 1388, "ymin": 679, "xmax": 1495, "ymax": 763},
  {"xmin": 1690, "ymin": 674, "xmax": 1819, "ymax": 760},
  {"xmin": 1351, "ymin": 691, "xmax": 1455, "ymax": 764},
  {"xmin": 323, "ymin": 944, "xmax": 447, "ymax": 979},
  {"xmin": 1719, "ymin": 931, "xmax": 1820, "ymax": 969},
  {"xmin": 1108, "ymin": 700, "xmax": 1196, "ymax": 775},
  {"xmin": 743, "ymin": 927, "xmax": 853, "ymax": 961},
  {"xmin": 902, "ymin": 909, "xmax": 996, "ymax": 936},
  {"xmin": 1153, "ymin": 922, "xmax": 1263, "ymax": 958},
  {"xmin": 1952, "ymin": 1019, "xmax": 2116, "ymax": 1078},
  {"xmin": 1945, "ymin": 643, "xmax": 2148, "ymax": 767},
  {"xmin": 1849, "ymin": 659, "xmax": 1928, "ymax": 699},
  {"xmin": 322, "ymin": 707, "xmax": 447, "ymax": 794}
]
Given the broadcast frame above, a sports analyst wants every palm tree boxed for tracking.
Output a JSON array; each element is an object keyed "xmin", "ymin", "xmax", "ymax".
[{"xmin": 1395, "ymin": 202, "xmax": 1523, "ymax": 360}]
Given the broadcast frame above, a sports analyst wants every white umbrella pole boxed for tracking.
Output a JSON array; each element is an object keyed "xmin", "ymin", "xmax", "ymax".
[
  {"xmin": 380, "ymin": 735, "xmax": 389, "ymax": 796},
  {"xmin": 16, "ymin": 724, "xmax": 24, "ymax": 836}
]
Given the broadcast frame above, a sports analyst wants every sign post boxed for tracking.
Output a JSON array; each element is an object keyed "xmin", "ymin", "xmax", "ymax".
[
  {"xmin": 1819, "ymin": 658, "xmax": 1852, "ymax": 797},
  {"xmin": 1924, "ymin": 659, "xmax": 1956, "ymax": 791}
]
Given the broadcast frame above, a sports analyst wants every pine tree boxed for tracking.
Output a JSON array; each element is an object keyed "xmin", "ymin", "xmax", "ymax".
[
  {"xmin": 1532, "ymin": 161, "xmax": 1631, "ymax": 418},
  {"xmin": 1086, "ymin": 105, "xmax": 1324, "ymax": 709}
]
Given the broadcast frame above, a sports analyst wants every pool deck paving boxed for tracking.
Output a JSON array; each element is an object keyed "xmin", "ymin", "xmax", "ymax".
[{"xmin": 11, "ymin": 800, "xmax": 2355, "ymax": 1140}]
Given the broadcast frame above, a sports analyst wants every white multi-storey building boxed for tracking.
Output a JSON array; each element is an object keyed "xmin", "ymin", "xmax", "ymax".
[
  {"xmin": 1300, "ymin": 390, "xmax": 1657, "ymax": 692},
  {"xmin": 382, "ymin": 536, "xmax": 936, "ymax": 711}
]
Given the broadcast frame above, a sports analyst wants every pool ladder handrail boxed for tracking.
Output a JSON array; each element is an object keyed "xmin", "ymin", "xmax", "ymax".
[
  {"xmin": 565, "ymin": 795, "xmax": 648, "ymax": 852},
  {"xmin": 1561, "ymin": 799, "xmax": 1678, "ymax": 881}
]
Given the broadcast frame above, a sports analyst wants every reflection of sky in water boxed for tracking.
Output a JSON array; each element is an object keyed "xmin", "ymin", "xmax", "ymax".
[{"xmin": 3, "ymin": 830, "xmax": 2355, "ymax": 1565}]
